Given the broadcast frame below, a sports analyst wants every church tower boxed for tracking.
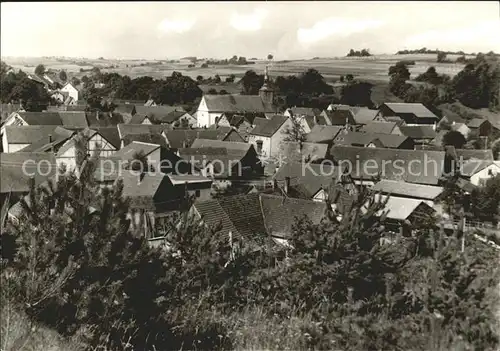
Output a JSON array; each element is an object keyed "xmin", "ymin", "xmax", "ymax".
[{"xmin": 259, "ymin": 65, "xmax": 274, "ymax": 106}]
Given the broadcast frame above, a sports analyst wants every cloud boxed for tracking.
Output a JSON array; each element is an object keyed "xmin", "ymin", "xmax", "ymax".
[
  {"xmin": 229, "ymin": 8, "xmax": 268, "ymax": 31},
  {"xmin": 297, "ymin": 17, "xmax": 385, "ymax": 44},
  {"xmin": 157, "ymin": 18, "xmax": 196, "ymax": 34},
  {"xmin": 403, "ymin": 21, "xmax": 500, "ymax": 51}
]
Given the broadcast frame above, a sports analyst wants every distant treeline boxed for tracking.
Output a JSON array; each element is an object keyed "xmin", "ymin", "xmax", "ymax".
[
  {"xmin": 346, "ymin": 49, "xmax": 372, "ymax": 57},
  {"xmin": 396, "ymin": 48, "xmax": 499, "ymax": 56},
  {"xmin": 206, "ymin": 56, "xmax": 255, "ymax": 66}
]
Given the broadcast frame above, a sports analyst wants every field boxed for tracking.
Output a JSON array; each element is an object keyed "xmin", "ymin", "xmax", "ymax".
[{"xmin": 2, "ymin": 54, "xmax": 470, "ymax": 84}]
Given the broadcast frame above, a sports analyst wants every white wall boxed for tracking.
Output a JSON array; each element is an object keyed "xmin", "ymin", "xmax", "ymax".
[
  {"xmin": 6, "ymin": 143, "xmax": 30, "ymax": 153},
  {"xmin": 61, "ymin": 84, "xmax": 79, "ymax": 101},
  {"xmin": 56, "ymin": 144, "xmax": 77, "ymax": 172},
  {"xmin": 196, "ymin": 97, "xmax": 223, "ymax": 127},
  {"xmin": 470, "ymin": 164, "xmax": 500, "ymax": 186},
  {"xmin": 248, "ymin": 135, "xmax": 271, "ymax": 158},
  {"xmin": 89, "ymin": 133, "xmax": 116, "ymax": 157},
  {"xmin": 272, "ymin": 118, "xmax": 294, "ymax": 158},
  {"xmin": 147, "ymin": 147, "xmax": 161, "ymax": 171}
]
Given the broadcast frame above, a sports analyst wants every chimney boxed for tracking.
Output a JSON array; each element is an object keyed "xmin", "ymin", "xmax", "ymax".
[
  {"xmin": 284, "ymin": 176, "xmax": 290, "ymax": 195},
  {"xmin": 48, "ymin": 134, "xmax": 53, "ymax": 144}
]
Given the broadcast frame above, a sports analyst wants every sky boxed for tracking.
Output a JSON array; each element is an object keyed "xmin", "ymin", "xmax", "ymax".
[{"xmin": 1, "ymin": 1, "xmax": 499, "ymax": 60}]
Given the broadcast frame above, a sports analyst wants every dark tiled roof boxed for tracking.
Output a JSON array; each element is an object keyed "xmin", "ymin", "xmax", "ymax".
[
  {"xmin": 288, "ymin": 107, "xmax": 321, "ymax": 117},
  {"xmin": 134, "ymin": 106, "xmax": 186, "ymax": 123},
  {"xmin": 1, "ymin": 152, "xmax": 57, "ymax": 193},
  {"xmin": 17, "ymin": 112, "xmax": 62, "ymax": 126},
  {"xmin": 352, "ymin": 108, "xmax": 379, "ymax": 125},
  {"xmin": 456, "ymin": 149, "xmax": 494, "ymax": 161},
  {"xmin": 371, "ymin": 180, "xmax": 444, "ymax": 200},
  {"xmin": 360, "ymin": 122, "xmax": 398, "ymax": 134},
  {"xmin": 399, "ymin": 125, "xmax": 437, "ymax": 139},
  {"xmin": 467, "ymin": 118, "xmax": 489, "ymax": 128},
  {"xmin": 273, "ymin": 161, "xmax": 339, "ymax": 198},
  {"xmin": 164, "ymin": 129, "xmax": 223, "ymax": 149},
  {"xmin": 91, "ymin": 127, "xmax": 121, "ymax": 149},
  {"xmin": 460, "ymin": 160, "xmax": 497, "ymax": 177},
  {"xmin": 112, "ymin": 141, "xmax": 160, "ymax": 161},
  {"xmin": 122, "ymin": 133, "xmax": 168, "ymax": 148},
  {"xmin": 59, "ymin": 111, "xmax": 89, "ymax": 129},
  {"xmin": 334, "ymin": 131, "xmax": 380, "ymax": 147},
  {"xmin": 372, "ymin": 134, "xmax": 413, "ymax": 148},
  {"xmin": 128, "ymin": 114, "xmax": 149, "ymax": 124},
  {"xmin": 330, "ymin": 145, "xmax": 446, "ymax": 185},
  {"xmin": 306, "ymin": 125, "xmax": 343, "ymax": 143},
  {"xmin": 114, "ymin": 104, "xmax": 136, "ymax": 115},
  {"xmin": 278, "ymin": 142, "xmax": 329, "ymax": 163},
  {"xmin": 18, "ymin": 127, "xmax": 75, "ymax": 153},
  {"xmin": 250, "ymin": 115, "xmax": 289, "ymax": 137},
  {"xmin": 260, "ymin": 194, "xmax": 326, "ymax": 239},
  {"xmin": 322, "ymin": 110, "xmax": 356, "ymax": 126},
  {"xmin": 382, "ymin": 103, "xmax": 437, "ymax": 119},
  {"xmin": 4, "ymin": 125, "xmax": 63, "ymax": 144},
  {"xmin": 203, "ymin": 94, "xmax": 275, "ymax": 113}
]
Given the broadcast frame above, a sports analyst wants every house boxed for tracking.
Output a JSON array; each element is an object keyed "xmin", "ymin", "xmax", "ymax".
[
  {"xmin": 247, "ymin": 115, "xmax": 292, "ymax": 158},
  {"xmin": 377, "ymin": 103, "xmax": 438, "ymax": 125},
  {"xmin": 133, "ymin": 105, "xmax": 190, "ymax": 125},
  {"xmin": 330, "ymin": 145, "xmax": 447, "ymax": 186},
  {"xmin": 436, "ymin": 111, "xmax": 466, "ymax": 130},
  {"xmin": 449, "ymin": 123, "xmax": 471, "ymax": 138},
  {"xmin": 277, "ymin": 142, "xmax": 330, "ymax": 163},
  {"xmin": 284, "ymin": 107, "xmax": 322, "ymax": 133},
  {"xmin": 60, "ymin": 82, "xmax": 81, "ymax": 101},
  {"xmin": 111, "ymin": 141, "xmax": 162, "ymax": 169},
  {"xmin": 120, "ymin": 172, "xmax": 212, "ymax": 238},
  {"xmin": 333, "ymin": 131, "xmax": 384, "ymax": 148},
  {"xmin": 58, "ymin": 111, "xmax": 89, "ymax": 129},
  {"xmin": 129, "ymin": 114, "xmax": 153, "ymax": 125},
  {"xmin": 371, "ymin": 179, "xmax": 444, "ymax": 207},
  {"xmin": 144, "ymin": 99, "xmax": 158, "ymax": 107},
  {"xmin": 164, "ymin": 128, "xmax": 240, "ymax": 150},
  {"xmin": 1, "ymin": 152, "xmax": 57, "ymax": 211},
  {"xmin": 113, "ymin": 104, "xmax": 137, "ymax": 124},
  {"xmin": 196, "ymin": 69, "xmax": 276, "ymax": 127},
  {"xmin": 360, "ymin": 121, "xmax": 402, "ymax": 135},
  {"xmin": 215, "ymin": 113, "xmax": 262, "ymax": 141},
  {"xmin": 178, "ymin": 138, "xmax": 263, "ymax": 179},
  {"xmin": 320, "ymin": 109, "xmax": 356, "ymax": 126},
  {"xmin": 460, "ymin": 160, "xmax": 500, "ymax": 186},
  {"xmin": 1, "ymin": 103, "xmax": 23, "ymax": 125},
  {"xmin": 399, "ymin": 125, "xmax": 437, "ymax": 145},
  {"xmin": 117, "ymin": 124, "xmax": 169, "ymax": 148},
  {"xmin": 369, "ymin": 194, "xmax": 436, "ymax": 233},
  {"xmin": 305, "ymin": 125, "xmax": 344, "ymax": 144},
  {"xmin": 467, "ymin": 118, "xmax": 492, "ymax": 137},
  {"xmin": 272, "ymin": 161, "xmax": 339, "ymax": 202},
  {"xmin": 1, "ymin": 112, "xmax": 63, "ymax": 132},
  {"xmin": 351, "ymin": 107, "xmax": 379, "ymax": 125},
  {"xmin": 2, "ymin": 125, "xmax": 71, "ymax": 153},
  {"xmin": 190, "ymin": 193, "xmax": 326, "ymax": 246},
  {"xmin": 370, "ymin": 133, "xmax": 415, "ymax": 149},
  {"xmin": 56, "ymin": 128, "xmax": 119, "ymax": 171},
  {"xmin": 16, "ymin": 127, "xmax": 75, "ymax": 154},
  {"xmin": 51, "ymin": 90, "xmax": 70, "ymax": 103}
]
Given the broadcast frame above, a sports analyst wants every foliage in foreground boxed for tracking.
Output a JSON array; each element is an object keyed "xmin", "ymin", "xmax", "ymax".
[{"xmin": 1, "ymin": 152, "xmax": 499, "ymax": 350}]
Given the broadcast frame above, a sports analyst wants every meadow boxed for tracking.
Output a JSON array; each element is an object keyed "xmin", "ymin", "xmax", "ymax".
[{"xmin": 3, "ymin": 54, "xmax": 469, "ymax": 84}]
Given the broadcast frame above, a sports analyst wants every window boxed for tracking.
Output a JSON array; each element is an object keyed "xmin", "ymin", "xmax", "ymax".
[{"xmin": 256, "ymin": 140, "xmax": 263, "ymax": 154}]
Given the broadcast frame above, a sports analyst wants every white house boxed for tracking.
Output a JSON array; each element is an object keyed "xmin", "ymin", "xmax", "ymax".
[
  {"xmin": 196, "ymin": 67, "xmax": 276, "ymax": 128},
  {"xmin": 247, "ymin": 115, "xmax": 293, "ymax": 159},
  {"xmin": 460, "ymin": 160, "xmax": 500, "ymax": 187},
  {"xmin": 60, "ymin": 83, "xmax": 80, "ymax": 102},
  {"xmin": 56, "ymin": 129, "xmax": 118, "ymax": 172}
]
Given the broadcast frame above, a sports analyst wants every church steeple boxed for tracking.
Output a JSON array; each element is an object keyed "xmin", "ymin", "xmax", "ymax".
[{"xmin": 259, "ymin": 64, "xmax": 274, "ymax": 106}]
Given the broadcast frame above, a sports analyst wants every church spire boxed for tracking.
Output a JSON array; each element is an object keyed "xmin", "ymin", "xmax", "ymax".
[{"xmin": 259, "ymin": 64, "xmax": 274, "ymax": 106}]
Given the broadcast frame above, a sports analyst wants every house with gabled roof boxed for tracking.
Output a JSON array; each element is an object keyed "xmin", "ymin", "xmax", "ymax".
[
  {"xmin": 284, "ymin": 107, "xmax": 322, "ymax": 133},
  {"xmin": 459, "ymin": 160, "xmax": 500, "ymax": 186},
  {"xmin": 467, "ymin": 118, "xmax": 493, "ymax": 137},
  {"xmin": 1, "ymin": 103, "xmax": 24, "ymax": 125},
  {"xmin": 2, "ymin": 125, "xmax": 72, "ymax": 153},
  {"xmin": 247, "ymin": 114, "xmax": 292, "ymax": 158},
  {"xmin": 278, "ymin": 141, "xmax": 330, "ymax": 163},
  {"xmin": 113, "ymin": 104, "xmax": 137, "ymax": 124},
  {"xmin": 60, "ymin": 82, "xmax": 81, "ymax": 102},
  {"xmin": 56, "ymin": 127, "xmax": 120, "ymax": 172},
  {"xmin": 360, "ymin": 121, "xmax": 403, "ymax": 135},
  {"xmin": 330, "ymin": 145, "xmax": 447, "ymax": 186},
  {"xmin": 320, "ymin": 109, "xmax": 356, "ymax": 126},
  {"xmin": 190, "ymin": 193, "xmax": 326, "ymax": 247},
  {"xmin": 371, "ymin": 179, "xmax": 444, "ymax": 208},
  {"xmin": 178, "ymin": 138, "xmax": 263, "ymax": 180},
  {"xmin": 399, "ymin": 125, "xmax": 437, "ymax": 144},
  {"xmin": 333, "ymin": 131, "xmax": 384, "ymax": 148},
  {"xmin": 305, "ymin": 125, "xmax": 344, "ymax": 144},
  {"xmin": 117, "ymin": 124, "xmax": 169, "ymax": 148},
  {"xmin": 377, "ymin": 103, "xmax": 438, "ymax": 125}
]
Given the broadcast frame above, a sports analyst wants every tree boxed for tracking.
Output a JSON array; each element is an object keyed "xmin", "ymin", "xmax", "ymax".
[
  {"xmin": 71, "ymin": 77, "xmax": 81, "ymax": 86},
  {"xmin": 437, "ymin": 51, "xmax": 447, "ymax": 63},
  {"xmin": 7, "ymin": 77, "xmax": 51, "ymax": 111},
  {"xmin": 240, "ymin": 70, "xmax": 264, "ymax": 95},
  {"xmin": 345, "ymin": 74, "xmax": 354, "ymax": 82},
  {"xmin": 340, "ymin": 81, "xmax": 374, "ymax": 107},
  {"xmin": 34, "ymin": 64, "xmax": 45, "ymax": 76},
  {"xmin": 59, "ymin": 70, "xmax": 68, "ymax": 82},
  {"xmin": 442, "ymin": 130, "xmax": 467, "ymax": 149},
  {"xmin": 213, "ymin": 74, "xmax": 221, "ymax": 83},
  {"xmin": 282, "ymin": 114, "xmax": 306, "ymax": 143},
  {"xmin": 219, "ymin": 89, "xmax": 229, "ymax": 95},
  {"xmin": 196, "ymin": 75, "xmax": 203, "ymax": 82},
  {"xmin": 207, "ymin": 88, "xmax": 218, "ymax": 95},
  {"xmin": 225, "ymin": 74, "xmax": 235, "ymax": 83},
  {"xmin": 267, "ymin": 54, "xmax": 274, "ymax": 60},
  {"xmin": 388, "ymin": 61, "xmax": 412, "ymax": 98}
]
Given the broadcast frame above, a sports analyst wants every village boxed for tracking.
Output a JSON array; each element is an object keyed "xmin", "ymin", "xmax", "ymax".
[
  {"xmin": 1, "ymin": 64, "xmax": 500, "ymax": 247},
  {"xmin": 1, "ymin": 2, "xmax": 500, "ymax": 350}
]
